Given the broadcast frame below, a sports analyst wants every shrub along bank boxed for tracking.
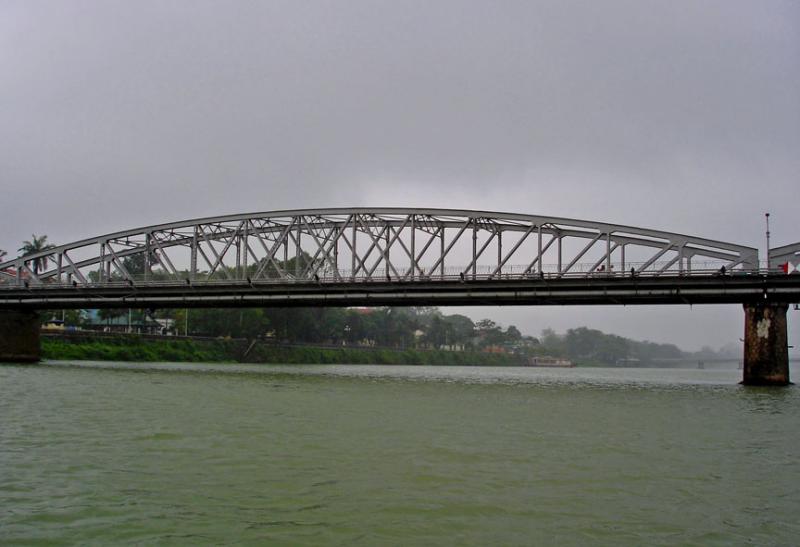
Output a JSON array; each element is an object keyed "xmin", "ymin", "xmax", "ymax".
[{"xmin": 41, "ymin": 333, "xmax": 525, "ymax": 366}]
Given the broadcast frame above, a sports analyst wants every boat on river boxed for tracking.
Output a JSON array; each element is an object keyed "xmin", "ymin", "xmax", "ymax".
[{"xmin": 527, "ymin": 356, "xmax": 575, "ymax": 368}]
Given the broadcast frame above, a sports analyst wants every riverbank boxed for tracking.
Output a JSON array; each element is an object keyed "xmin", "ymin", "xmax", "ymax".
[{"xmin": 41, "ymin": 332, "xmax": 526, "ymax": 366}]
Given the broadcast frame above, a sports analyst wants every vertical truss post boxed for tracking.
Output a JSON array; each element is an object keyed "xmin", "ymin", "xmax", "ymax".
[
  {"xmin": 351, "ymin": 216, "xmax": 357, "ymax": 281},
  {"xmin": 145, "ymin": 234, "xmax": 152, "ymax": 282},
  {"xmin": 678, "ymin": 244, "xmax": 684, "ymax": 274},
  {"xmin": 56, "ymin": 253, "xmax": 63, "ymax": 284},
  {"xmin": 295, "ymin": 219, "xmax": 301, "ymax": 278},
  {"xmin": 620, "ymin": 244, "xmax": 626, "ymax": 273},
  {"xmin": 497, "ymin": 230, "xmax": 502, "ymax": 276},
  {"xmin": 606, "ymin": 233, "xmax": 611, "ymax": 273},
  {"xmin": 235, "ymin": 230, "xmax": 242, "ymax": 280},
  {"xmin": 99, "ymin": 242, "xmax": 106, "ymax": 284},
  {"xmin": 410, "ymin": 215, "xmax": 416, "ymax": 280},
  {"xmin": 384, "ymin": 226, "xmax": 390, "ymax": 277},
  {"xmin": 440, "ymin": 225, "xmax": 445, "ymax": 278},
  {"xmin": 333, "ymin": 227, "xmax": 339, "ymax": 279},
  {"xmin": 190, "ymin": 227, "xmax": 197, "ymax": 281},
  {"xmin": 242, "ymin": 222, "xmax": 249, "ymax": 278},
  {"xmin": 537, "ymin": 225, "xmax": 542, "ymax": 274},
  {"xmin": 557, "ymin": 232, "xmax": 562, "ymax": 275},
  {"xmin": 283, "ymin": 227, "xmax": 289, "ymax": 271},
  {"xmin": 472, "ymin": 222, "xmax": 478, "ymax": 280}
]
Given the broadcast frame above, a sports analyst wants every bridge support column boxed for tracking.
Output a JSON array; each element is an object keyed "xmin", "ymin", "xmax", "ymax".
[
  {"xmin": 742, "ymin": 303, "xmax": 789, "ymax": 386},
  {"xmin": 0, "ymin": 310, "xmax": 41, "ymax": 363}
]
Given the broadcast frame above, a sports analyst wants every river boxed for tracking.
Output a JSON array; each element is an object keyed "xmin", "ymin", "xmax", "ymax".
[{"xmin": 2, "ymin": 361, "xmax": 799, "ymax": 545}]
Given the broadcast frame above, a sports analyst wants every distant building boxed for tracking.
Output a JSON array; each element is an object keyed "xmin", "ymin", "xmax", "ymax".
[
  {"xmin": 482, "ymin": 345, "xmax": 508, "ymax": 354},
  {"xmin": 83, "ymin": 310, "xmax": 164, "ymax": 335}
]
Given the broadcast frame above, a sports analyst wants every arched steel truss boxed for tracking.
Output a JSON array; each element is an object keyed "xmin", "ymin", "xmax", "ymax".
[
  {"xmin": 0, "ymin": 208, "xmax": 759, "ymax": 288},
  {"xmin": 770, "ymin": 242, "xmax": 800, "ymax": 269}
]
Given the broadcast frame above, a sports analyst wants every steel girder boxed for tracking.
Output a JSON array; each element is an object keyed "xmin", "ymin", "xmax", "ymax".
[
  {"xmin": 2, "ymin": 275, "xmax": 799, "ymax": 310},
  {"xmin": 0, "ymin": 208, "xmax": 759, "ymax": 288}
]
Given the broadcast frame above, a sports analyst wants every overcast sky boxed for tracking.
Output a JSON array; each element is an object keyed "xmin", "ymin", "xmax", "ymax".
[{"xmin": 2, "ymin": 0, "xmax": 798, "ymax": 350}]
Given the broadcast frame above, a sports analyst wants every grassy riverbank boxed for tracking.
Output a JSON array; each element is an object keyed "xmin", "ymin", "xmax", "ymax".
[{"xmin": 41, "ymin": 333, "xmax": 526, "ymax": 366}]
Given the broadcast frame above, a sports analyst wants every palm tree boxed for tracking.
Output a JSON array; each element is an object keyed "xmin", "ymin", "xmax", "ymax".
[{"xmin": 19, "ymin": 234, "xmax": 55, "ymax": 274}]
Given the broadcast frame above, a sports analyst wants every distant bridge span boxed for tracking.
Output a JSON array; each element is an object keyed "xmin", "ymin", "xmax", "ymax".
[{"xmin": 1, "ymin": 208, "xmax": 797, "ymax": 384}]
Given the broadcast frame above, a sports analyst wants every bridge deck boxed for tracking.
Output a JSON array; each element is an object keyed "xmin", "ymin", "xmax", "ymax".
[{"xmin": 1, "ymin": 273, "xmax": 798, "ymax": 309}]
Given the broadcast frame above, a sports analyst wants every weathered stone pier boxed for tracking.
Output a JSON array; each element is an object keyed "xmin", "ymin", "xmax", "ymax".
[
  {"xmin": 742, "ymin": 303, "xmax": 790, "ymax": 386},
  {"xmin": 0, "ymin": 310, "xmax": 41, "ymax": 363}
]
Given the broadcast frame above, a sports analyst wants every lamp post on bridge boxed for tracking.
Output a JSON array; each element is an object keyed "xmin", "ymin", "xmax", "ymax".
[{"xmin": 765, "ymin": 212, "xmax": 770, "ymax": 272}]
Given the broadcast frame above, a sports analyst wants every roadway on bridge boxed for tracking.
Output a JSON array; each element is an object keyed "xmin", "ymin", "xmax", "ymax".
[{"xmin": 1, "ymin": 273, "xmax": 798, "ymax": 309}]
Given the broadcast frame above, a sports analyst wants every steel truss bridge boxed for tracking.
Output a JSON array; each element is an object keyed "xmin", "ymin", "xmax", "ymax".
[{"xmin": 1, "ymin": 208, "xmax": 798, "ymax": 309}]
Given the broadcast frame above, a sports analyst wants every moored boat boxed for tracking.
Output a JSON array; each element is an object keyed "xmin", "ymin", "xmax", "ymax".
[{"xmin": 527, "ymin": 356, "xmax": 575, "ymax": 367}]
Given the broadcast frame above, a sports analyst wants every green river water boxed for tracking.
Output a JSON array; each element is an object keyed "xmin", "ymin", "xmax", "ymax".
[{"xmin": 1, "ymin": 361, "xmax": 799, "ymax": 546}]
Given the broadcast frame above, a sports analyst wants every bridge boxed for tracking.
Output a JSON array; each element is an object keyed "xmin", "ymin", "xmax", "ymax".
[{"xmin": 1, "ymin": 208, "xmax": 798, "ymax": 384}]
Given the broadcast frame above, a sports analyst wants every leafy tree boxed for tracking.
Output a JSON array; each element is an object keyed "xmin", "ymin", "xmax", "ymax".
[
  {"xmin": 425, "ymin": 314, "xmax": 447, "ymax": 348},
  {"xmin": 99, "ymin": 308, "xmax": 126, "ymax": 323},
  {"xmin": 476, "ymin": 318, "xmax": 496, "ymax": 330},
  {"xmin": 475, "ymin": 318, "xmax": 505, "ymax": 348},
  {"xmin": 0, "ymin": 248, "xmax": 6, "ymax": 262},
  {"xmin": 318, "ymin": 309, "xmax": 347, "ymax": 343},
  {"xmin": 505, "ymin": 325, "xmax": 522, "ymax": 341},
  {"xmin": 387, "ymin": 308, "xmax": 418, "ymax": 348},
  {"xmin": 540, "ymin": 328, "xmax": 557, "ymax": 341},
  {"xmin": 443, "ymin": 314, "xmax": 474, "ymax": 349},
  {"xmin": 564, "ymin": 327, "xmax": 630, "ymax": 364},
  {"xmin": 629, "ymin": 340, "xmax": 684, "ymax": 361},
  {"xmin": 19, "ymin": 234, "xmax": 55, "ymax": 274},
  {"xmin": 63, "ymin": 309, "xmax": 86, "ymax": 326},
  {"xmin": 343, "ymin": 311, "xmax": 368, "ymax": 345},
  {"xmin": 122, "ymin": 253, "xmax": 147, "ymax": 276},
  {"xmin": 188, "ymin": 308, "xmax": 270, "ymax": 338},
  {"xmin": 522, "ymin": 335, "xmax": 540, "ymax": 346}
]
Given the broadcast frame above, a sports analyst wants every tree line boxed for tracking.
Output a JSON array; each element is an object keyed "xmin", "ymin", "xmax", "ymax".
[
  {"xmin": 57, "ymin": 305, "xmax": 692, "ymax": 364},
  {"xmin": 65, "ymin": 305, "xmax": 530, "ymax": 352}
]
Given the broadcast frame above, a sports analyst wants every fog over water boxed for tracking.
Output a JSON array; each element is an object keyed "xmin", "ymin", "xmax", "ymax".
[{"xmin": 1, "ymin": 1, "xmax": 797, "ymax": 350}]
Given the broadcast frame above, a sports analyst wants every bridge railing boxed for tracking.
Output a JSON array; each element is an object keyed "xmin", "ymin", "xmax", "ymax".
[{"xmin": 0, "ymin": 260, "xmax": 761, "ymax": 289}]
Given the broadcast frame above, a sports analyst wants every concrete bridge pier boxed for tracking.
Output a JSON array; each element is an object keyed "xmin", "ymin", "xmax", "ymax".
[
  {"xmin": 742, "ymin": 303, "xmax": 790, "ymax": 386},
  {"xmin": 0, "ymin": 310, "xmax": 41, "ymax": 363}
]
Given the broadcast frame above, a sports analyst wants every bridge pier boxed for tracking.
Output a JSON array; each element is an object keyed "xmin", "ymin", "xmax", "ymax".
[
  {"xmin": 742, "ymin": 303, "xmax": 789, "ymax": 386},
  {"xmin": 0, "ymin": 310, "xmax": 41, "ymax": 363}
]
